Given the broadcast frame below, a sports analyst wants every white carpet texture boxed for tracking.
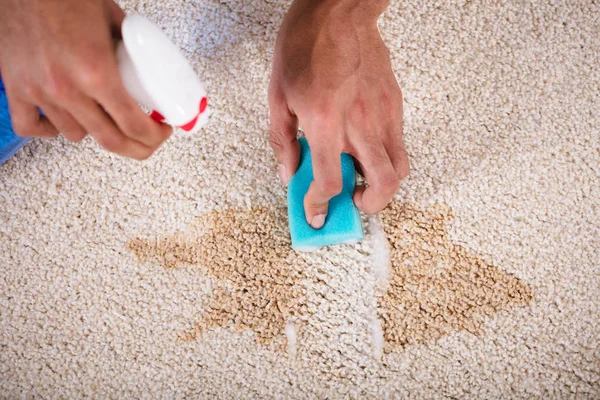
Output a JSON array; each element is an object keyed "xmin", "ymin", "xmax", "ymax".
[{"xmin": 1, "ymin": 0, "xmax": 599, "ymax": 398}]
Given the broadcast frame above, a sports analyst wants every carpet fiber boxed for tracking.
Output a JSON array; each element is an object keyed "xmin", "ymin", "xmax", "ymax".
[{"xmin": 1, "ymin": 0, "xmax": 598, "ymax": 398}]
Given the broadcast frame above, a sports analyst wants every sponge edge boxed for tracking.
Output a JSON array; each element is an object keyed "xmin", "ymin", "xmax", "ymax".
[{"xmin": 287, "ymin": 137, "xmax": 363, "ymax": 252}]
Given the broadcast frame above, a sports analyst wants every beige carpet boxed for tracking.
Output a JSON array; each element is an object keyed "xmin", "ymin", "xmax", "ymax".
[{"xmin": 1, "ymin": 0, "xmax": 599, "ymax": 398}]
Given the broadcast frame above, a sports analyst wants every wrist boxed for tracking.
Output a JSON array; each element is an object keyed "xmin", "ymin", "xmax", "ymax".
[
  {"xmin": 327, "ymin": 0, "xmax": 388, "ymax": 18},
  {"xmin": 293, "ymin": 0, "xmax": 387, "ymax": 27}
]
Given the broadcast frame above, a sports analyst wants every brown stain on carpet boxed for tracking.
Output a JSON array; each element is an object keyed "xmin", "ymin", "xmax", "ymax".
[
  {"xmin": 128, "ymin": 207, "xmax": 304, "ymax": 343},
  {"xmin": 127, "ymin": 202, "xmax": 532, "ymax": 349},
  {"xmin": 378, "ymin": 202, "xmax": 533, "ymax": 348}
]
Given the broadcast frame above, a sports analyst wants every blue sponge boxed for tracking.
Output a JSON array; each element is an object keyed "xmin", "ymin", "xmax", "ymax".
[
  {"xmin": 0, "ymin": 77, "xmax": 30, "ymax": 165},
  {"xmin": 287, "ymin": 137, "xmax": 363, "ymax": 252}
]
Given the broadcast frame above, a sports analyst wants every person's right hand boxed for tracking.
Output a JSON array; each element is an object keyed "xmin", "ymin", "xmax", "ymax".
[
  {"xmin": 0, "ymin": 0, "xmax": 172, "ymax": 160},
  {"xmin": 268, "ymin": 0, "xmax": 409, "ymax": 229}
]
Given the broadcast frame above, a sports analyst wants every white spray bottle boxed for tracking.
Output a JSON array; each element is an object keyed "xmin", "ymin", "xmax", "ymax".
[{"xmin": 116, "ymin": 14, "xmax": 210, "ymax": 133}]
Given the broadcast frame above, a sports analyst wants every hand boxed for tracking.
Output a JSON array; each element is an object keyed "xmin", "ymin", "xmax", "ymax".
[
  {"xmin": 0, "ymin": 0, "xmax": 172, "ymax": 160},
  {"xmin": 268, "ymin": 0, "xmax": 409, "ymax": 229}
]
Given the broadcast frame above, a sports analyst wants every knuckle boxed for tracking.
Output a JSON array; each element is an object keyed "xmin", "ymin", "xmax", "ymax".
[
  {"xmin": 12, "ymin": 118, "xmax": 36, "ymax": 137},
  {"xmin": 78, "ymin": 59, "xmax": 108, "ymax": 90},
  {"xmin": 125, "ymin": 124, "xmax": 146, "ymax": 140},
  {"xmin": 22, "ymin": 83, "xmax": 43, "ymax": 103},
  {"xmin": 39, "ymin": 61, "xmax": 70, "ymax": 99},
  {"xmin": 305, "ymin": 197, "xmax": 327, "ymax": 211},
  {"xmin": 311, "ymin": 103, "xmax": 334, "ymax": 127},
  {"xmin": 319, "ymin": 179, "xmax": 343, "ymax": 198},
  {"xmin": 380, "ymin": 93, "xmax": 394, "ymax": 119},
  {"xmin": 350, "ymin": 97, "xmax": 370, "ymax": 123},
  {"xmin": 380, "ymin": 89, "xmax": 403, "ymax": 121},
  {"xmin": 45, "ymin": 73, "xmax": 73, "ymax": 102},
  {"xmin": 124, "ymin": 112, "xmax": 156, "ymax": 139},
  {"xmin": 376, "ymin": 174, "xmax": 400, "ymax": 196},
  {"xmin": 268, "ymin": 129, "xmax": 287, "ymax": 152},
  {"xmin": 96, "ymin": 134, "xmax": 124, "ymax": 153}
]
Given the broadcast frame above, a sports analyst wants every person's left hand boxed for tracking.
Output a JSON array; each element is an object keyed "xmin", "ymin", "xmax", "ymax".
[
  {"xmin": 0, "ymin": 0, "xmax": 172, "ymax": 160},
  {"xmin": 268, "ymin": 0, "xmax": 409, "ymax": 229}
]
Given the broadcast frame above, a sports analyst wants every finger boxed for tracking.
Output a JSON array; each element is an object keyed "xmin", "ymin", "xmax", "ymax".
[
  {"xmin": 352, "ymin": 138, "xmax": 399, "ymax": 214},
  {"xmin": 92, "ymin": 67, "xmax": 173, "ymax": 148},
  {"xmin": 6, "ymin": 95, "xmax": 58, "ymax": 138},
  {"xmin": 383, "ymin": 130, "xmax": 410, "ymax": 181},
  {"xmin": 69, "ymin": 95, "xmax": 156, "ymax": 160},
  {"xmin": 382, "ymin": 107, "xmax": 410, "ymax": 181},
  {"xmin": 390, "ymin": 145, "xmax": 410, "ymax": 181},
  {"xmin": 303, "ymin": 137, "xmax": 343, "ymax": 229},
  {"xmin": 73, "ymin": 26, "xmax": 172, "ymax": 149},
  {"xmin": 39, "ymin": 102, "xmax": 87, "ymax": 142},
  {"xmin": 268, "ymin": 92, "xmax": 300, "ymax": 185}
]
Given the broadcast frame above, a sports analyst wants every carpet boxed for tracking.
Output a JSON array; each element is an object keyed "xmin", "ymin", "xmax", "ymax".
[{"xmin": 0, "ymin": 0, "xmax": 598, "ymax": 398}]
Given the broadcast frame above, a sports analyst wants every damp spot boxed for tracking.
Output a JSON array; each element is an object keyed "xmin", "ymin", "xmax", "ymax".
[
  {"xmin": 128, "ymin": 207, "xmax": 305, "ymax": 344},
  {"xmin": 377, "ymin": 202, "xmax": 533, "ymax": 349}
]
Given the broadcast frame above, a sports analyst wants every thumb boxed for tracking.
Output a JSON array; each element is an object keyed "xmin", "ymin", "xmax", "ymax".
[
  {"xmin": 303, "ymin": 138, "xmax": 343, "ymax": 229},
  {"xmin": 268, "ymin": 94, "xmax": 300, "ymax": 185}
]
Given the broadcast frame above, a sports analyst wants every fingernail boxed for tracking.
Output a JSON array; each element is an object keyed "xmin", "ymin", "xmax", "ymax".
[
  {"xmin": 310, "ymin": 214, "xmax": 326, "ymax": 229},
  {"xmin": 278, "ymin": 164, "xmax": 289, "ymax": 184}
]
